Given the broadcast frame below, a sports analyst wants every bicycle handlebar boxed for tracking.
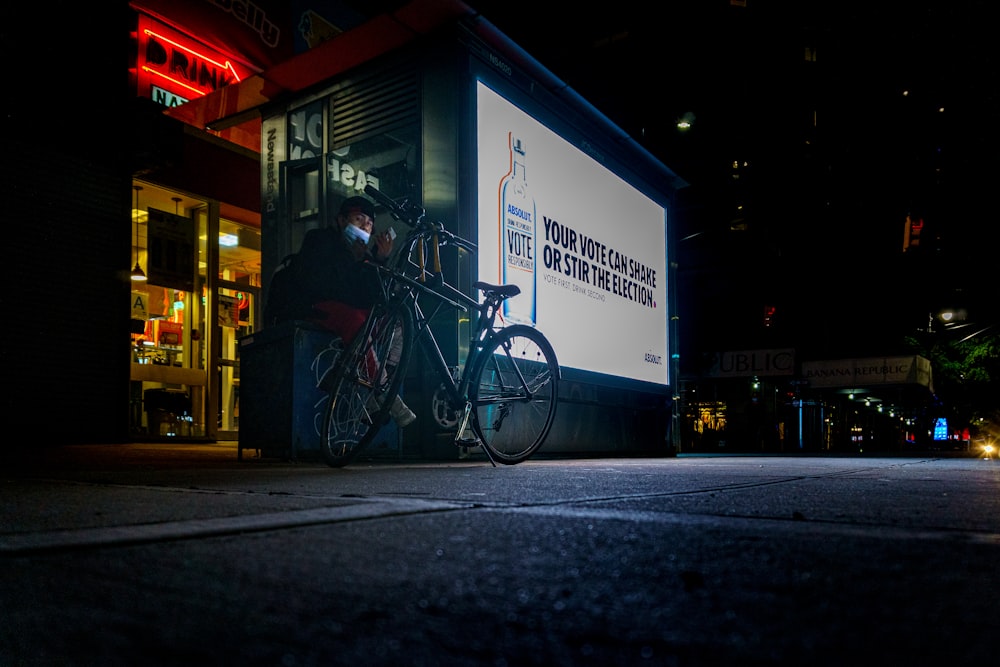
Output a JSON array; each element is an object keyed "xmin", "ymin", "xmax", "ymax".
[
  {"xmin": 443, "ymin": 231, "xmax": 478, "ymax": 254},
  {"xmin": 364, "ymin": 184, "xmax": 477, "ymax": 254},
  {"xmin": 364, "ymin": 184, "xmax": 419, "ymax": 225}
]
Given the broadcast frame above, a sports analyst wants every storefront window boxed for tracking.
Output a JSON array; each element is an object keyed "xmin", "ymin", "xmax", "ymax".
[
  {"xmin": 130, "ymin": 183, "xmax": 261, "ymax": 441},
  {"xmin": 130, "ymin": 184, "xmax": 206, "ymax": 438},
  {"xmin": 217, "ymin": 218, "xmax": 261, "ymax": 436}
]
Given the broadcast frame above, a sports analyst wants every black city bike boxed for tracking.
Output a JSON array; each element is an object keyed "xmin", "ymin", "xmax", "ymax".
[{"xmin": 318, "ymin": 185, "xmax": 560, "ymax": 467}]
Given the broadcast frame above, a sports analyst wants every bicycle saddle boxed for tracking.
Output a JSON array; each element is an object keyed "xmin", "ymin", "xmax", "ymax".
[{"xmin": 473, "ymin": 282, "xmax": 521, "ymax": 299}]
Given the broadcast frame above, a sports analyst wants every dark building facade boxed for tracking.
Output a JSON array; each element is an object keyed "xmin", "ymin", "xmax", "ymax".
[
  {"xmin": 4, "ymin": 1, "xmax": 989, "ymax": 455},
  {"xmin": 4, "ymin": 1, "xmax": 685, "ymax": 455}
]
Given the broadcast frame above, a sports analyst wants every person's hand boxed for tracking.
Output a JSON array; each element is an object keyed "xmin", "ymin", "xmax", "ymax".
[
  {"xmin": 373, "ymin": 230, "xmax": 394, "ymax": 259},
  {"xmin": 348, "ymin": 238, "xmax": 368, "ymax": 261}
]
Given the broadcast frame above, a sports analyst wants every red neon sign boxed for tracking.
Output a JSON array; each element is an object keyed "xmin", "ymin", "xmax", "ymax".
[{"xmin": 137, "ymin": 15, "xmax": 251, "ymax": 102}]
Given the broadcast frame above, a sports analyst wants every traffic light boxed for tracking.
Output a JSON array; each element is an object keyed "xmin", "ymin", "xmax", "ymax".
[{"xmin": 903, "ymin": 214, "xmax": 923, "ymax": 251}]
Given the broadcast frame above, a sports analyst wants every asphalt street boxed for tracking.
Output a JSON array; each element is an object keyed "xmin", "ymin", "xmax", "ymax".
[{"xmin": 2, "ymin": 443, "xmax": 998, "ymax": 666}]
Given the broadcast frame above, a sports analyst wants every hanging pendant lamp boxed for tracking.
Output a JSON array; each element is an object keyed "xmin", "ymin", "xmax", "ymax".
[{"xmin": 131, "ymin": 185, "xmax": 147, "ymax": 281}]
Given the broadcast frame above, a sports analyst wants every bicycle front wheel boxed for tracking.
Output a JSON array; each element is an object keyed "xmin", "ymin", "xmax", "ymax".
[
  {"xmin": 320, "ymin": 302, "xmax": 413, "ymax": 468},
  {"xmin": 469, "ymin": 324, "xmax": 559, "ymax": 464}
]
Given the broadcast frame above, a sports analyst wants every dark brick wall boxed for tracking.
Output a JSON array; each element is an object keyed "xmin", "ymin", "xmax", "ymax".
[{"xmin": 1, "ymin": 3, "xmax": 133, "ymax": 446}]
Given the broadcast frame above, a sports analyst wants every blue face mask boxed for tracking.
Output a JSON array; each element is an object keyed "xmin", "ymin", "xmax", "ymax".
[{"xmin": 343, "ymin": 224, "xmax": 371, "ymax": 245}]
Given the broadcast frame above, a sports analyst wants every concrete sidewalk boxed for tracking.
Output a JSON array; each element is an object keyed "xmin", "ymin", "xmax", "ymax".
[{"xmin": 3, "ymin": 451, "xmax": 998, "ymax": 666}]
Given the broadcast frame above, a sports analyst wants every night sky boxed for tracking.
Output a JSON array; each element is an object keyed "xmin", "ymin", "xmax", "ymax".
[
  {"xmin": 468, "ymin": 1, "xmax": 994, "ymax": 229},
  {"xmin": 457, "ymin": 0, "xmax": 998, "ymax": 355}
]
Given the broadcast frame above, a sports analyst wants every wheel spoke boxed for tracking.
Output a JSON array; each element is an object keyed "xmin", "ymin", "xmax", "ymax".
[
  {"xmin": 470, "ymin": 325, "xmax": 559, "ymax": 464},
  {"xmin": 320, "ymin": 303, "xmax": 413, "ymax": 468}
]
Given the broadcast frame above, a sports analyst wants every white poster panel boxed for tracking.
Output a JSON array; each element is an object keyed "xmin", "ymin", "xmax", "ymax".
[{"xmin": 476, "ymin": 81, "xmax": 669, "ymax": 385}]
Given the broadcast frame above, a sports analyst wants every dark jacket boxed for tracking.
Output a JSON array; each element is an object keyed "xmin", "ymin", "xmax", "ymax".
[{"xmin": 295, "ymin": 225, "xmax": 385, "ymax": 311}]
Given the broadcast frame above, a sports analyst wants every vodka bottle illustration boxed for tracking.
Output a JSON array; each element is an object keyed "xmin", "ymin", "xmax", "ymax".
[{"xmin": 499, "ymin": 134, "xmax": 536, "ymax": 325}]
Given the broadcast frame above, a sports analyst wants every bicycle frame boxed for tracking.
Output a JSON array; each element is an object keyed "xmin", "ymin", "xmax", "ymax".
[
  {"xmin": 346, "ymin": 184, "xmax": 558, "ymax": 466},
  {"xmin": 373, "ymin": 240, "xmax": 496, "ymax": 417}
]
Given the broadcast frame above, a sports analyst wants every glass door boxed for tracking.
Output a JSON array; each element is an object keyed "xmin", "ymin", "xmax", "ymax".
[{"xmin": 216, "ymin": 218, "xmax": 262, "ymax": 439}]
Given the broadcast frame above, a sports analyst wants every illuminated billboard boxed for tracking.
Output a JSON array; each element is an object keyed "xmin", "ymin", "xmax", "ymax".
[{"xmin": 476, "ymin": 80, "xmax": 669, "ymax": 386}]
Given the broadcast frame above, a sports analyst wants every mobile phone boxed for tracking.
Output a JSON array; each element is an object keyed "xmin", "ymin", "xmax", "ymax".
[{"xmin": 387, "ymin": 227, "xmax": 397, "ymax": 241}]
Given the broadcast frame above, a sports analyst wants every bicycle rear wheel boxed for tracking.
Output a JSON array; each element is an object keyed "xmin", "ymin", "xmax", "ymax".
[
  {"xmin": 320, "ymin": 302, "xmax": 413, "ymax": 467},
  {"xmin": 469, "ymin": 324, "xmax": 559, "ymax": 464}
]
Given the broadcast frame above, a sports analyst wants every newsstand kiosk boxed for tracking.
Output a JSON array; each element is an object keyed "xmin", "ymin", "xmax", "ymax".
[{"xmin": 237, "ymin": 0, "xmax": 685, "ymax": 461}]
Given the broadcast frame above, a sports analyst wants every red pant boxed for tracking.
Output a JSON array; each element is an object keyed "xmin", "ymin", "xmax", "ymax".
[
  {"xmin": 311, "ymin": 300, "xmax": 378, "ymax": 380},
  {"xmin": 310, "ymin": 300, "xmax": 368, "ymax": 343}
]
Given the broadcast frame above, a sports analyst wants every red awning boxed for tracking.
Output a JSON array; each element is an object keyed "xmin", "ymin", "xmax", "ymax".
[
  {"xmin": 164, "ymin": 0, "xmax": 474, "ymax": 152},
  {"xmin": 161, "ymin": 0, "xmax": 686, "ymax": 192}
]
